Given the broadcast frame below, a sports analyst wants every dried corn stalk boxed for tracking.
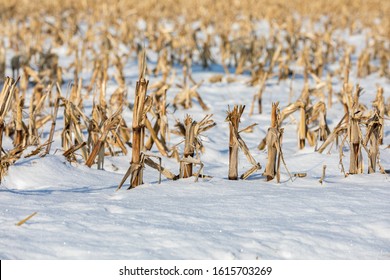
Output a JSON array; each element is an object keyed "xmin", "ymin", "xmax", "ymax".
[
  {"xmin": 269, "ymin": 84, "xmax": 312, "ymax": 150},
  {"xmin": 364, "ymin": 110, "xmax": 382, "ymax": 174},
  {"xmin": 173, "ymin": 60, "xmax": 208, "ymax": 111},
  {"xmin": 263, "ymin": 103, "xmax": 283, "ymax": 181},
  {"xmin": 298, "ymin": 84, "xmax": 310, "ymax": 149},
  {"xmin": 128, "ymin": 52, "xmax": 152, "ymax": 187},
  {"xmin": 317, "ymin": 84, "xmax": 371, "ymax": 176},
  {"xmin": 372, "ymin": 86, "xmax": 384, "ymax": 145},
  {"xmin": 348, "ymin": 85, "xmax": 363, "ymax": 175},
  {"xmin": 13, "ymin": 88, "xmax": 27, "ymax": 147},
  {"xmin": 317, "ymin": 113, "xmax": 348, "ymax": 154},
  {"xmin": 117, "ymin": 151, "xmax": 176, "ymax": 191},
  {"xmin": 173, "ymin": 114, "xmax": 215, "ymax": 180},
  {"xmin": 144, "ymin": 79, "xmax": 171, "ymax": 156},
  {"xmin": 144, "ymin": 116, "xmax": 169, "ymax": 157},
  {"xmin": 63, "ymin": 142, "xmax": 87, "ymax": 162},
  {"xmin": 226, "ymin": 105, "xmax": 243, "ymax": 180},
  {"xmin": 225, "ymin": 106, "xmax": 262, "ymax": 180},
  {"xmin": 85, "ymin": 110, "xmax": 121, "ymax": 168},
  {"xmin": 307, "ymin": 101, "xmax": 330, "ymax": 144},
  {"xmin": 249, "ymin": 72, "xmax": 268, "ymax": 116},
  {"xmin": 61, "ymin": 98, "xmax": 89, "ymax": 161},
  {"xmin": 43, "ymin": 96, "xmax": 61, "ymax": 156},
  {"xmin": 264, "ymin": 103, "xmax": 282, "ymax": 181},
  {"xmin": 117, "ymin": 51, "xmax": 168, "ymax": 189},
  {"xmin": 0, "ymin": 77, "xmax": 19, "ymax": 181}
]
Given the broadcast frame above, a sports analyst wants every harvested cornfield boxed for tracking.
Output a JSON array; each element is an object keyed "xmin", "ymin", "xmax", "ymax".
[{"xmin": 0, "ymin": 0, "xmax": 389, "ymax": 261}]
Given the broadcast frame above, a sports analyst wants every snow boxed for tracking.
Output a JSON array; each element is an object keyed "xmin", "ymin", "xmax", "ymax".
[
  {"xmin": 0, "ymin": 26, "xmax": 390, "ymax": 260},
  {"xmin": 1, "ymin": 162, "xmax": 389, "ymax": 259}
]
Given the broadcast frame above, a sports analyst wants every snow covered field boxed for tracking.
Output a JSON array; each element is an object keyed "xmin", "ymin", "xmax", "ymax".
[
  {"xmin": 0, "ymin": 3, "xmax": 389, "ymax": 259},
  {"xmin": 1, "ymin": 163, "xmax": 390, "ymax": 259},
  {"xmin": 1, "ymin": 64, "xmax": 389, "ymax": 259}
]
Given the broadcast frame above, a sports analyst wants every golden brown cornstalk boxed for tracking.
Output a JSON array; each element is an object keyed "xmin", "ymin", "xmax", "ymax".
[
  {"xmin": 117, "ymin": 150, "xmax": 177, "ymax": 191},
  {"xmin": 273, "ymin": 83, "xmax": 314, "ymax": 150},
  {"xmin": 13, "ymin": 88, "xmax": 26, "ymax": 147},
  {"xmin": 173, "ymin": 114, "xmax": 216, "ymax": 180},
  {"xmin": 61, "ymin": 98, "xmax": 89, "ymax": 161},
  {"xmin": 298, "ymin": 84, "xmax": 310, "ymax": 149},
  {"xmin": 225, "ymin": 106, "xmax": 261, "ymax": 180},
  {"xmin": 42, "ymin": 97, "xmax": 60, "ymax": 156},
  {"xmin": 63, "ymin": 142, "xmax": 87, "ymax": 162},
  {"xmin": 317, "ymin": 113, "xmax": 349, "ymax": 154},
  {"xmin": 264, "ymin": 103, "xmax": 282, "ymax": 181},
  {"xmin": 249, "ymin": 72, "xmax": 268, "ymax": 116},
  {"xmin": 226, "ymin": 105, "xmax": 244, "ymax": 180},
  {"xmin": 173, "ymin": 60, "xmax": 208, "ymax": 111},
  {"xmin": 86, "ymin": 110, "xmax": 121, "ymax": 168},
  {"xmin": 364, "ymin": 110, "xmax": 382, "ymax": 174},
  {"xmin": 307, "ymin": 101, "xmax": 330, "ymax": 143},
  {"xmin": 298, "ymin": 104, "xmax": 306, "ymax": 149},
  {"xmin": 373, "ymin": 86, "xmax": 384, "ymax": 145},
  {"xmin": 117, "ymin": 55, "xmax": 177, "ymax": 190},
  {"xmin": 348, "ymin": 85, "xmax": 363, "ymax": 175},
  {"xmin": 129, "ymin": 52, "xmax": 152, "ymax": 188},
  {"xmin": 0, "ymin": 77, "xmax": 19, "ymax": 182},
  {"xmin": 27, "ymin": 86, "xmax": 39, "ymax": 145},
  {"xmin": 43, "ymin": 84, "xmax": 62, "ymax": 156},
  {"xmin": 180, "ymin": 116, "xmax": 197, "ymax": 178},
  {"xmin": 144, "ymin": 76, "xmax": 171, "ymax": 156},
  {"xmin": 144, "ymin": 116, "xmax": 169, "ymax": 157}
]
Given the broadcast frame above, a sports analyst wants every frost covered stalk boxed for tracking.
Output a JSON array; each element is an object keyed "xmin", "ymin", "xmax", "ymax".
[{"xmin": 226, "ymin": 105, "xmax": 244, "ymax": 180}]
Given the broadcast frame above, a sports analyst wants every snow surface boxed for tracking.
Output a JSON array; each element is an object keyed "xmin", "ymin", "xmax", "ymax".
[{"xmin": 0, "ymin": 28, "xmax": 389, "ymax": 260}]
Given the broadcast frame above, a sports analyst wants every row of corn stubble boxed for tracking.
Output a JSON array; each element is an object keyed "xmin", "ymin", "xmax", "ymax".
[{"xmin": 0, "ymin": 0, "xmax": 388, "ymax": 188}]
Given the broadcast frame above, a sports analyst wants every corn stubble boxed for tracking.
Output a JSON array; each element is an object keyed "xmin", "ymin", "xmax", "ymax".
[
  {"xmin": 0, "ymin": 78, "xmax": 19, "ymax": 181},
  {"xmin": 173, "ymin": 114, "xmax": 216, "ymax": 181},
  {"xmin": 0, "ymin": 0, "xmax": 388, "ymax": 187},
  {"xmin": 226, "ymin": 105, "xmax": 261, "ymax": 180},
  {"xmin": 263, "ymin": 103, "xmax": 284, "ymax": 182}
]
